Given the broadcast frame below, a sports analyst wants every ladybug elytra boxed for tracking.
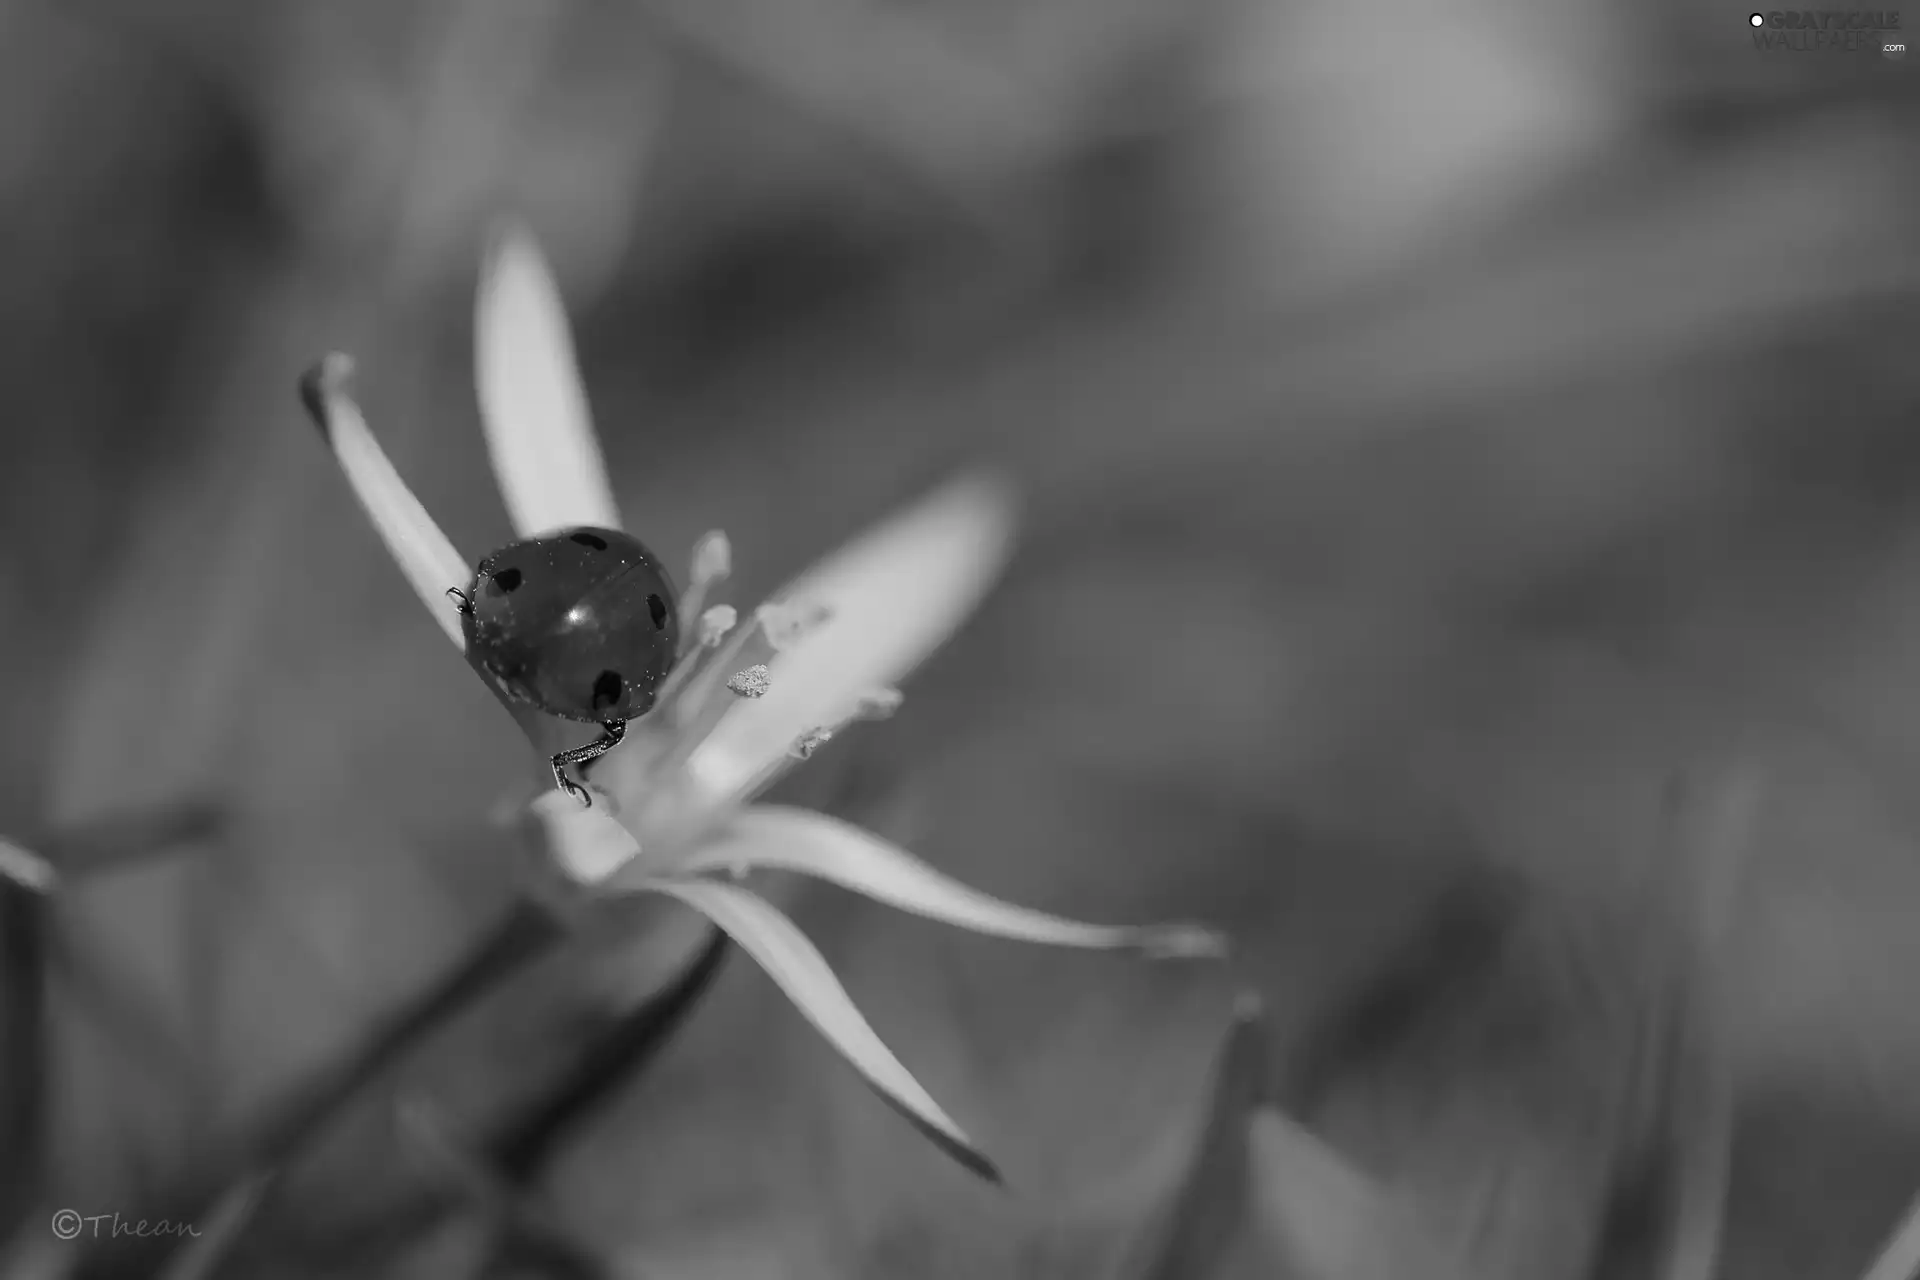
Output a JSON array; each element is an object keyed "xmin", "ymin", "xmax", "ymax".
[{"xmin": 449, "ymin": 525, "xmax": 680, "ymax": 804}]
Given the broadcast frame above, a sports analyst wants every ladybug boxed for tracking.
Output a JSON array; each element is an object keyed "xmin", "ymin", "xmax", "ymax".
[{"xmin": 447, "ymin": 526, "xmax": 680, "ymax": 805}]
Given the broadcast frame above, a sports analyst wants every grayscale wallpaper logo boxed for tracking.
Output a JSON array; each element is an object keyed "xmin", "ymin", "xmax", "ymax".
[{"xmin": 1748, "ymin": 10, "xmax": 1906, "ymax": 57}]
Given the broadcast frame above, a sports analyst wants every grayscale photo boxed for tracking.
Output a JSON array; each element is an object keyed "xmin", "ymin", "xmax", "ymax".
[{"xmin": 0, "ymin": 2, "xmax": 1916, "ymax": 1277}]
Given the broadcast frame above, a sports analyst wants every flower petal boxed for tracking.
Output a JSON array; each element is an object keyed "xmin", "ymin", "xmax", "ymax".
[
  {"xmin": 475, "ymin": 224, "xmax": 622, "ymax": 537},
  {"xmin": 299, "ymin": 356, "xmax": 468, "ymax": 650},
  {"xmin": 673, "ymin": 806, "xmax": 1228, "ymax": 959},
  {"xmin": 645, "ymin": 876, "xmax": 999, "ymax": 1183},
  {"xmin": 683, "ymin": 474, "xmax": 1019, "ymax": 806},
  {"xmin": 1863, "ymin": 1191, "xmax": 1920, "ymax": 1280},
  {"xmin": 0, "ymin": 837, "xmax": 56, "ymax": 893},
  {"xmin": 529, "ymin": 790, "xmax": 644, "ymax": 885},
  {"xmin": 1145, "ymin": 994, "xmax": 1269, "ymax": 1278}
]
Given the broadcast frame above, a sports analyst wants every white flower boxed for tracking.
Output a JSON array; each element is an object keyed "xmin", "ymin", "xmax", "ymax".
[{"xmin": 298, "ymin": 224, "xmax": 1225, "ymax": 1180}]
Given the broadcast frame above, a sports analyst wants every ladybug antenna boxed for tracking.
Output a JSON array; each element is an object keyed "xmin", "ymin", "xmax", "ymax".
[{"xmin": 446, "ymin": 586, "xmax": 475, "ymax": 616}]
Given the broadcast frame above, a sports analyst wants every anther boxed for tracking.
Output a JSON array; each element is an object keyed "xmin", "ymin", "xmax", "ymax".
[
  {"xmin": 677, "ymin": 532, "xmax": 734, "ymax": 653},
  {"xmin": 690, "ymin": 531, "xmax": 732, "ymax": 585},
  {"xmin": 788, "ymin": 727, "xmax": 835, "ymax": 760},
  {"xmin": 698, "ymin": 606, "xmax": 738, "ymax": 648},
  {"xmin": 727, "ymin": 664, "xmax": 771, "ymax": 698}
]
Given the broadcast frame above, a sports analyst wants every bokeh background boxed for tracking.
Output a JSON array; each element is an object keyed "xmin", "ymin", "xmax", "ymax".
[{"xmin": 2, "ymin": 1, "xmax": 1919, "ymax": 1276}]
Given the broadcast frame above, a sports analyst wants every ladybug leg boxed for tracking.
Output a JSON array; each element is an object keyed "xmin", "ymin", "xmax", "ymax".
[
  {"xmin": 549, "ymin": 721, "xmax": 628, "ymax": 807},
  {"xmin": 446, "ymin": 587, "xmax": 475, "ymax": 617}
]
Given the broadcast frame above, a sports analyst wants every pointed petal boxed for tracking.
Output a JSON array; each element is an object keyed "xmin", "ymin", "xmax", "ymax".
[
  {"xmin": 646, "ymin": 876, "xmax": 999, "ymax": 1182},
  {"xmin": 299, "ymin": 356, "xmax": 468, "ymax": 650},
  {"xmin": 1863, "ymin": 1190, "xmax": 1920, "ymax": 1280},
  {"xmin": 684, "ymin": 474, "xmax": 1019, "ymax": 806},
  {"xmin": 475, "ymin": 224, "xmax": 622, "ymax": 537},
  {"xmin": 670, "ymin": 807, "xmax": 1227, "ymax": 958},
  {"xmin": 1246, "ymin": 1110, "xmax": 1469, "ymax": 1280},
  {"xmin": 1144, "ymin": 994, "xmax": 1271, "ymax": 1280},
  {"xmin": 528, "ymin": 790, "xmax": 644, "ymax": 885},
  {"xmin": 0, "ymin": 838, "xmax": 55, "ymax": 894}
]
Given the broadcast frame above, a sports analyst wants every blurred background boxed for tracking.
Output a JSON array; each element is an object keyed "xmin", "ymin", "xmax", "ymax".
[{"xmin": 1, "ymin": 0, "xmax": 1918, "ymax": 1276}]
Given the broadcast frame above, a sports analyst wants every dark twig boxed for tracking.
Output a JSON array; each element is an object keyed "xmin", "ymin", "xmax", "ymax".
[
  {"xmin": 2, "ymin": 800, "xmax": 227, "ymax": 1244},
  {"xmin": 399, "ymin": 1102, "xmax": 610, "ymax": 1280},
  {"xmin": 142, "ymin": 910, "xmax": 727, "ymax": 1278},
  {"xmin": 114, "ymin": 899, "xmax": 568, "ymax": 1280},
  {"xmin": 282, "ymin": 923, "xmax": 733, "ymax": 1275},
  {"xmin": 407, "ymin": 924, "xmax": 732, "ymax": 1280},
  {"xmin": 0, "ymin": 881, "xmax": 48, "ymax": 1244},
  {"xmin": 487, "ymin": 924, "xmax": 730, "ymax": 1181},
  {"xmin": 245, "ymin": 900, "xmax": 566, "ymax": 1176}
]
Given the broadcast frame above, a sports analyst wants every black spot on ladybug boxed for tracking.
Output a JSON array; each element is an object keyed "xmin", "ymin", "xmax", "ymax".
[
  {"xmin": 488, "ymin": 567, "xmax": 523, "ymax": 595},
  {"xmin": 591, "ymin": 669, "xmax": 625, "ymax": 712},
  {"xmin": 570, "ymin": 531, "xmax": 608, "ymax": 551},
  {"xmin": 647, "ymin": 594, "xmax": 668, "ymax": 630}
]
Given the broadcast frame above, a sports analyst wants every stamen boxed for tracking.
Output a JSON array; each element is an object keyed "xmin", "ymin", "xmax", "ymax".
[
  {"xmin": 726, "ymin": 685, "xmax": 899, "ymax": 794},
  {"xmin": 676, "ymin": 531, "xmax": 733, "ymax": 657},
  {"xmin": 698, "ymin": 606, "xmax": 738, "ymax": 649},
  {"xmin": 621, "ymin": 608, "xmax": 769, "ymax": 787},
  {"xmin": 727, "ymin": 665, "xmax": 771, "ymax": 699},
  {"xmin": 706, "ymin": 685, "xmax": 909, "ymax": 807},
  {"xmin": 691, "ymin": 530, "xmax": 732, "ymax": 585},
  {"xmin": 789, "ymin": 728, "xmax": 836, "ymax": 761},
  {"xmin": 635, "ymin": 615, "xmax": 780, "ymax": 783},
  {"xmin": 669, "ymin": 611, "xmax": 774, "ymax": 731},
  {"xmin": 652, "ymin": 607, "xmax": 744, "ymax": 717}
]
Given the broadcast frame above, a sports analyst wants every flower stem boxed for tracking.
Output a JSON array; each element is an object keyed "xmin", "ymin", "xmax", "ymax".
[
  {"xmin": 117, "ymin": 899, "xmax": 567, "ymax": 1280},
  {"xmin": 3, "ymin": 801, "xmax": 224, "ymax": 1250},
  {"xmin": 259, "ymin": 900, "xmax": 566, "ymax": 1159},
  {"xmin": 163, "ymin": 915, "xmax": 730, "ymax": 1277},
  {"xmin": 0, "ymin": 883, "xmax": 47, "ymax": 1244},
  {"xmin": 486, "ymin": 924, "xmax": 731, "ymax": 1180}
]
